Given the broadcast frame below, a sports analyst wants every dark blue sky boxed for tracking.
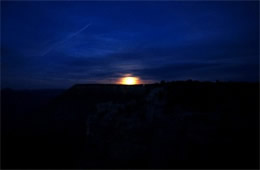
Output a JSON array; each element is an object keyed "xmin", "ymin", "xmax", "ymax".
[{"xmin": 2, "ymin": 1, "xmax": 259, "ymax": 89}]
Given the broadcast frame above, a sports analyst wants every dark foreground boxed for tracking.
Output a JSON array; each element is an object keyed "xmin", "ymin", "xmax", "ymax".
[{"xmin": 1, "ymin": 81, "xmax": 259, "ymax": 169}]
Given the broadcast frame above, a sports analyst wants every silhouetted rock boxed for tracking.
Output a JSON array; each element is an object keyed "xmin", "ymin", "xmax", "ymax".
[{"xmin": 1, "ymin": 81, "xmax": 259, "ymax": 169}]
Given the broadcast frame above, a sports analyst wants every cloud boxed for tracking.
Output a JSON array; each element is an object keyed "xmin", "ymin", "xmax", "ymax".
[{"xmin": 41, "ymin": 23, "xmax": 91, "ymax": 56}]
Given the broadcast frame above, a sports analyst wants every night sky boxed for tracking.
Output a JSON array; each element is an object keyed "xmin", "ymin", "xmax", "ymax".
[{"xmin": 2, "ymin": 1, "xmax": 259, "ymax": 89}]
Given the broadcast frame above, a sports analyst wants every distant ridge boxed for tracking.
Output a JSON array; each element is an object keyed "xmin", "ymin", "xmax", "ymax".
[{"xmin": 72, "ymin": 83, "xmax": 145, "ymax": 87}]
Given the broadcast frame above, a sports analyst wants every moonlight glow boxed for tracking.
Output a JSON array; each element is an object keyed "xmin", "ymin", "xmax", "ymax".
[{"xmin": 119, "ymin": 77, "xmax": 140, "ymax": 85}]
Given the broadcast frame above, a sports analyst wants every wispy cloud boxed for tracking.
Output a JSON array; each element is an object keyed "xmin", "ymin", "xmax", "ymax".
[{"xmin": 41, "ymin": 23, "xmax": 91, "ymax": 56}]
